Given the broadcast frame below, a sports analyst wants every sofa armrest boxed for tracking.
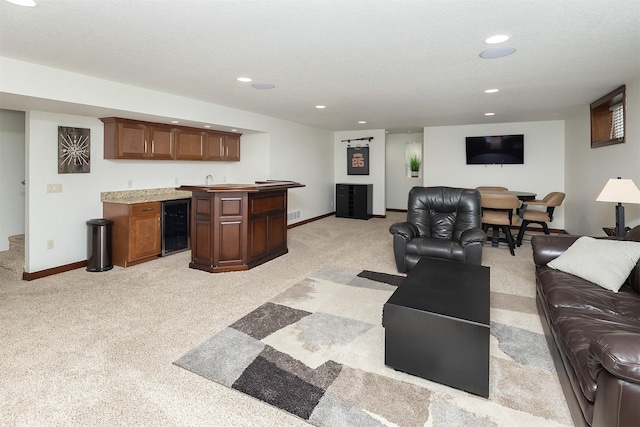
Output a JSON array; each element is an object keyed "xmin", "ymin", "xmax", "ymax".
[
  {"xmin": 389, "ymin": 222, "xmax": 418, "ymax": 240},
  {"xmin": 460, "ymin": 228, "xmax": 486, "ymax": 247},
  {"xmin": 588, "ymin": 332, "xmax": 640, "ymax": 385},
  {"xmin": 589, "ymin": 332, "xmax": 640, "ymax": 427},
  {"xmin": 531, "ymin": 235, "xmax": 581, "ymax": 266}
]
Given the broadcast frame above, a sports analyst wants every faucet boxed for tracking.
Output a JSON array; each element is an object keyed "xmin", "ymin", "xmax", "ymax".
[{"xmin": 205, "ymin": 174, "xmax": 213, "ymax": 185}]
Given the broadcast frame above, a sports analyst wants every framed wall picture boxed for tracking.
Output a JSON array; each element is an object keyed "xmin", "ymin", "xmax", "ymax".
[
  {"xmin": 347, "ymin": 146, "xmax": 369, "ymax": 175},
  {"xmin": 58, "ymin": 126, "xmax": 90, "ymax": 174}
]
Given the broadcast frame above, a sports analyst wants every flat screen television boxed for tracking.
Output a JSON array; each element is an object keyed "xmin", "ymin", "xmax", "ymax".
[{"xmin": 465, "ymin": 134, "xmax": 524, "ymax": 165}]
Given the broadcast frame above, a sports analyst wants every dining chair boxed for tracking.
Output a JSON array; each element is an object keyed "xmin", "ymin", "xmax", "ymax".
[
  {"xmin": 481, "ymin": 192, "xmax": 521, "ymax": 255},
  {"xmin": 516, "ymin": 192, "xmax": 566, "ymax": 246},
  {"xmin": 476, "ymin": 186, "xmax": 509, "ymax": 191}
]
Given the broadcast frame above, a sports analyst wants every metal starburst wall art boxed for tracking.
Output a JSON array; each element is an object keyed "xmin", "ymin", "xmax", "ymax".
[{"xmin": 58, "ymin": 126, "xmax": 90, "ymax": 173}]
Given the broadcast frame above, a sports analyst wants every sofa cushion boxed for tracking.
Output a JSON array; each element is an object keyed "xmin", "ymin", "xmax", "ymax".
[
  {"xmin": 547, "ymin": 236, "xmax": 640, "ymax": 292},
  {"xmin": 537, "ymin": 268, "xmax": 640, "ymax": 323}
]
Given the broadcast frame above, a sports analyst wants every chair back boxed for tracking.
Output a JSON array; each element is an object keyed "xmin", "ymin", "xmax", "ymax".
[
  {"xmin": 407, "ymin": 186, "xmax": 481, "ymax": 241},
  {"xmin": 481, "ymin": 193, "xmax": 520, "ymax": 210},
  {"xmin": 543, "ymin": 192, "xmax": 565, "ymax": 207},
  {"xmin": 481, "ymin": 193, "xmax": 520, "ymax": 225}
]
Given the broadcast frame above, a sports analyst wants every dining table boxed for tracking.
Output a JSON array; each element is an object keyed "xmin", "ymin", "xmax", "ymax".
[{"xmin": 478, "ymin": 189, "xmax": 537, "ymax": 201}]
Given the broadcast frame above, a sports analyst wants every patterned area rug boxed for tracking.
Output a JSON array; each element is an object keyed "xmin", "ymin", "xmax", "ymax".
[{"xmin": 174, "ymin": 267, "xmax": 572, "ymax": 426}]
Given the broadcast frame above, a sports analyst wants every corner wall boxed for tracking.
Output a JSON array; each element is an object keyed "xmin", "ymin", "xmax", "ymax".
[
  {"xmin": 564, "ymin": 76, "xmax": 640, "ymax": 235},
  {"xmin": 385, "ymin": 133, "xmax": 424, "ymax": 210},
  {"xmin": 334, "ymin": 130, "xmax": 387, "ymax": 216},
  {"xmin": 0, "ymin": 109, "xmax": 25, "ymax": 251}
]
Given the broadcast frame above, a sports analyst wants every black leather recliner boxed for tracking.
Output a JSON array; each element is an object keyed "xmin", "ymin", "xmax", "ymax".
[{"xmin": 389, "ymin": 186, "xmax": 486, "ymax": 273}]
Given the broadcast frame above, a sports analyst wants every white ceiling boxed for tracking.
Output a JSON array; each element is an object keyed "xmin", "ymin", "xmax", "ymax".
[{"xmin": 1, "ymin": 0, "xmax": 639, "ymax": 133}]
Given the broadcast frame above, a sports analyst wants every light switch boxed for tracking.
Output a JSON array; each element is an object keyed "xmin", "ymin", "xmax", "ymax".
[{"xmin": 46, "ymin": 183, "xmax": 62, "ymax": 193}]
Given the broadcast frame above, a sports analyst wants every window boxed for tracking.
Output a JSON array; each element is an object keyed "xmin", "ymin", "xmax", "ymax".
[
  {"xmin": 610, "ymin": 102, "xmax": 624, "ymax": 140},
  {"xmin": 591, "ymin": 85, "xmax": 625, "ymax": 148}
]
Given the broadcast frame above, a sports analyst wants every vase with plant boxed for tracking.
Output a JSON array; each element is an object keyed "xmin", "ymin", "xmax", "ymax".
[{"xmin": 409, "ymin": 154, "xmax": 421, "ymax": 177}]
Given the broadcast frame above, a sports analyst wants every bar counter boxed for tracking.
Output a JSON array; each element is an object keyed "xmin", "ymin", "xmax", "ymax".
[{"xmin": 177, "ymin": 181, "xmax": 304, "ymax": 273}]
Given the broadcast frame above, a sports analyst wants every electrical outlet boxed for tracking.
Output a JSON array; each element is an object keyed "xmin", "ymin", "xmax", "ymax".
[
  {"xmin": 174, "ymin": 177, "xmax": 179, "ymax": 185},
  {"xmin": 47, "ymin": 239, "xmax": 54, "ymax": 249},
  {"xmin": 127, "ymin": 180, "xmax": 133, "ymax": 188}
]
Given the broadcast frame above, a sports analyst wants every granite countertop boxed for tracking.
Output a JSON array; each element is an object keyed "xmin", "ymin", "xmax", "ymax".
[{"xmin": 101, "ymin": 188, "xmax": 192, "ymax": 204}]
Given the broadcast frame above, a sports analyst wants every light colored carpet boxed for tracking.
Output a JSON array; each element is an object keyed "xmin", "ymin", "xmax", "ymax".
[
  {"xmin": 0, "ymin": 212, "xmax": 572, "ymax": 426},
  {"xmin": 174, "ymin": 267, "xmax": 571, "ymax": 426}
]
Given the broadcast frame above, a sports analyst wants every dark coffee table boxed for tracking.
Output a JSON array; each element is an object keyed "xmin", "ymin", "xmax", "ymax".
[{"xmin": 383, "ymin": 257, "xmax": 490, "ymax": 397}]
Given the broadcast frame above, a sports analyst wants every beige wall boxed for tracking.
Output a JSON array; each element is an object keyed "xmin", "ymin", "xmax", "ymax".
[
  {"xmin": 564, "ymin": 76, "xmax": 640, "ymax": 236},
  {"xmin": 422, "ymin": 121, "xmax": 566, "ymax": 228}
]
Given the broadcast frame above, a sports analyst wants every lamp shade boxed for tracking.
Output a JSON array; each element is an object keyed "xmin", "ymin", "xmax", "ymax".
[{"xmin": 596, "ymin": 178, "xmax": 640, "ymax": 204}]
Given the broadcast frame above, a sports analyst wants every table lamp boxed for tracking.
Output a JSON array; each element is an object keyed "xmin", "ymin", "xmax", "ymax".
[{"xmin": 596, "ymin": 177, "xmax": 640, "ymax": 237}]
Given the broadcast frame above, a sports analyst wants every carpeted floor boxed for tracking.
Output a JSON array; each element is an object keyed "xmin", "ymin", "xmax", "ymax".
[
  {"xmin": 0, "ymin": 212, "xmax": 571, "ymax": 426},
  {"xmin": 175, "ymin": 266, "xmax": 571, "ymax": 427}
]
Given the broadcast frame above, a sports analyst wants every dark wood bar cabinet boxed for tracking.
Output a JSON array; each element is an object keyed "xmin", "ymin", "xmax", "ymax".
[{"xmin": 178, "ymin": 181, "xmax": 304, "ymax": 273}]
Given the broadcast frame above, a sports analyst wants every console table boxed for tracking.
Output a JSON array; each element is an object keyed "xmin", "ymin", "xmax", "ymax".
[
  {"xmin": 383, "ymin": 257, "xmax": 490, "ymax": 397},
  {"xmin": 178, "ymin": 181, "xmax": 304, "ymax": 273},
  {"xmin": 335, "ymin": 183, "xmax": 372, "ymax": 219}
]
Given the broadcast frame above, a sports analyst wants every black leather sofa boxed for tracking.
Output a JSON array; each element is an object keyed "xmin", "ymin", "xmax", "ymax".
[
  {"xmin": 531, "ymin": 227, "xmax": 640, "ymax": 427},
  {"xmin": 389, "ymin": 186, "xmax": 486, "ymax": 273}
]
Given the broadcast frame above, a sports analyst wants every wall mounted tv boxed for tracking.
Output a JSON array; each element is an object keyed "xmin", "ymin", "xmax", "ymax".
[{"xmin": 465, "ymin": 134, "xmax": 524, "ymax": 165}]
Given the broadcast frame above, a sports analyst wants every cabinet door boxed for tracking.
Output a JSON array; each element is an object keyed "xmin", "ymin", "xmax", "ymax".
[
  {"xmin": 224, "ymin": 135, "xmax": 241, "ymax": 161},
  {"xmin": 118, "ymin": 121, "xmax": 147, "ymax": 158},
  {"xmin": 268, "ymin": 212, "xmax": 286, "ymax": 252},
  {"xmin": 129, "ymin": 203, "xmax": 161, "ymax": 261},
  {"xmin": 248, "ymin": 191, "xmax": 286, "ymax": 262},
  {"xmin": 148, "ymin": 126, "xmax": 174, "ymax": 159},
  {"xmin": 192, "ymin": 195, "xmax": 213, "ymax": 266},
  {"xmin": 215, "ymin": 195, "xmax": 245, "ymax": 266},
  {"xmin": 335, "ymin": 184, "xmax": 349, "ymax": 217},
  {"xmin": 175, "ymin": 130, "xmax": 204, "ymax": 160},
  {"xmin": 353, "ymin": 185, "xmax": 367, "ymax": 218},
  {"xmin": 204, "ymin": 133, "xmax": 224, "ymax": 161}
]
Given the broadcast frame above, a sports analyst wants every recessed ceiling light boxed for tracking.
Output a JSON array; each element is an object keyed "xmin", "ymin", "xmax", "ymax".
[
  {"xmin": 203, "ymin": 125, "xmax": 211, "ymax": 128},
  {"xmin": 358, "ymin": 121, "xmax": 367, "ymax": 124},
  {"xmin": 315, "ymin": 105, "xmax": 326, "ymax": 109},
  {"xmin": 5, "ymin": 0, "xmax": 36, "ymax": 6},
  {"xmin": 480, "ymin": 47, "xmax": 516, "ymax": 59},
  {"xmin": 252, "ymin": 83, "xmax": 275, "ymax": 89},
  {"xmin": 231, "ymin": 129, "xmax": 238, "ymax": 132},
  {"xmin": 237, "ymin": 77, "xmax": 252, "ymax": 83},
  {"xmin": 485, "ymin": 34, "xmax": 510, "ymax": 44},
  {"xmin": 484, "ymin": 88, "xmax": 499, "ymax": 93},
  {"xmin": 170, "ymin": 120, "xmax": 180, "ymax": 124},
  {"xmin": 484, "ymin": 113, "xmax": 496, "ymax": 116}
]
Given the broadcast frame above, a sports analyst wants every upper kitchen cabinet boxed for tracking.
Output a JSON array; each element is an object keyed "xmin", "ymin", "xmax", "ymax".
[
  {"xmin": 175, "ymin": 128, "xmax": 205, "ymax": 160},
  {"xmin": 148, "ymin": 125, "xmax": 174, "ymax": 160},
  {"xmin": 101, "ymin": 117, "xmax": 241, "ymax": 161},
  {"xmin": 224, "ymin": 134, "xmax": 241, "ymax": 161},
  {"xmin": 101, "ymin": 117, "xmax": 174, "ymax": 159},
  {"xmin": 205, "ymin": 133, "xmax": 240, "ymax": 161}
]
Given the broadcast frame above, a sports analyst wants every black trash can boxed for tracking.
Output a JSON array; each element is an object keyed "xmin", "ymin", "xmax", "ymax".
[{"xmin": 86, "ymin": 218, "xmax": 113, "ymax": 272}]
